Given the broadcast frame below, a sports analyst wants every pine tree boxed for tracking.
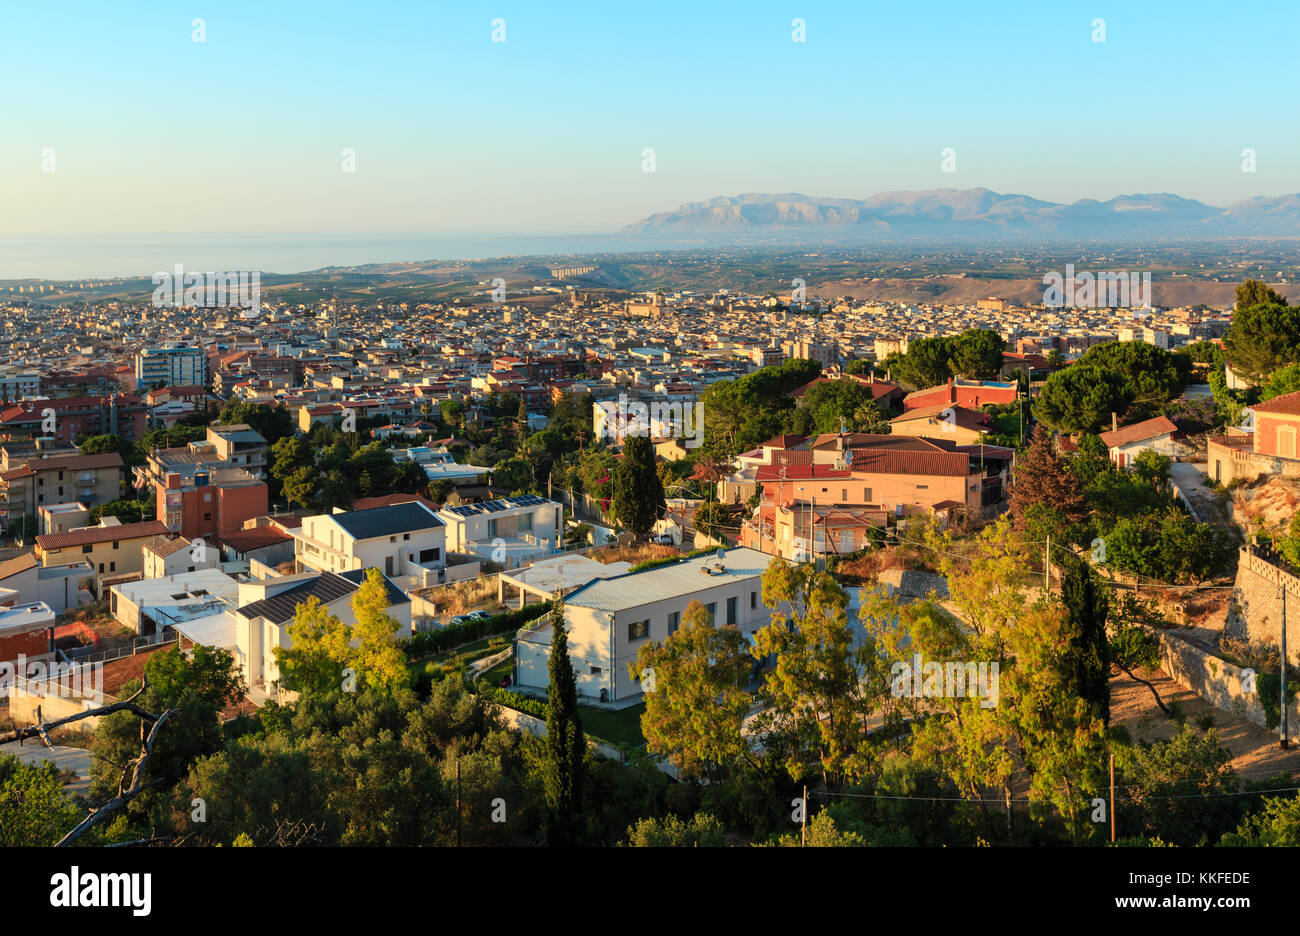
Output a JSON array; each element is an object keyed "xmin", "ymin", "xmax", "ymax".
[
  {"xmin": 1061, "ymin": 555, "xmax": 1111, "ymax": 727},
  {"xmin": 1008, "ymin": 424, "xmax": 1087, "ymax": 528},
  {"xmin": 544, "ymin": 594, "xmax": 584, "ymax": 846}
]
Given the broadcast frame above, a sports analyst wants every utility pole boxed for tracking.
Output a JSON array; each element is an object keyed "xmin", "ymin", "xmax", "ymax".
[
  {"xmin": 1282, "ymin": 581, "xmax": 1289, "ymax": 749},
  {"xmin": 801, "ymin": 784, "xmax": 807, "ymax": 847},
  {"xmin": 1109, "ymin": 752, "xmax": 1116, "ymax": 843},
  {"xmin": 1019, "ymin": 387, "xmax": 1025, "ymax": 446},
  {"xmin": 1044, "ymin": 534, "xmax": 1051, "ymax": 591}
]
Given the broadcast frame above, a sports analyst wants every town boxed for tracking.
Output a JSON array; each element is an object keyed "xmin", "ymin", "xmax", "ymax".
[{"xmin": 1, "ymin": 263, "xmax": 1298, "ymax": 851}]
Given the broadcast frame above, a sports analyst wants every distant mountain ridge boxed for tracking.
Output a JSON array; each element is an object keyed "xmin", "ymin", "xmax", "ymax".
[{"xmin": 624, "ymin": 188, "xmax": 1300, "ymax": 238}]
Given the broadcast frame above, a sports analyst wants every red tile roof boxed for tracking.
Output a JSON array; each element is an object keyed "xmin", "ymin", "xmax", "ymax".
[
  {"xmin": 36, "ymin": 521, "xmax": 169, "ymax": 550},
  {"xmin": 0, "ymin": 552, "xmax": 38, "ymax": 581},
  {"xmin": 849, "ymin": 450, "xmax": 972, "ymax": 477},
  {"xmin": 756, "ymin": 464, "xmax": 853, "ymax": 481},
  {"xmin": 1099, "ymin": 415, "xmax": 1178, "ymax": 449},
  {"xmin": 1252, "ymin": 390, "xmax": 1300, "ymax": 416}
]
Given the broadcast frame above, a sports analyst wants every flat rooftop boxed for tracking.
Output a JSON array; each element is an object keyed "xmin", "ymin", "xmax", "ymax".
[
  {"xmin": 564, "ymin": 547, "xmax": 775, "ymax": 613},
  {"xmin": 500, "ymin": 555, "xmax": 632, "ymax": 595}
]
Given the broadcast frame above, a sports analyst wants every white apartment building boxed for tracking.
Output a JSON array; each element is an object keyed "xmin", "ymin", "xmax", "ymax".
[
  {"xmin": 515, "ymin": 547, "xmax": 780, "ymax": 703},
  {"xmin": 0, "ymin": 368, "xmax": 40, "ymax": 402},
  {"xmin": 294, "ymin": 500, "xmax": 446, "ymax": 583},
  {"xmin": 437, "ymin": 495, "xmax": 561, "ymax": 569}
]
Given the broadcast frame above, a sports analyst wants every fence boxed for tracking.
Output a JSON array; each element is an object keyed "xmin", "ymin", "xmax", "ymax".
[{"xmin": 65, "ymin": 631, "xmax": 179, "ymax": 665}]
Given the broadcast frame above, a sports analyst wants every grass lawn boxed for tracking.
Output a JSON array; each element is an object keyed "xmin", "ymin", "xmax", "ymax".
[{"xmin": 577, "ymin": 703, "xmax": 646, "ymax": 748}]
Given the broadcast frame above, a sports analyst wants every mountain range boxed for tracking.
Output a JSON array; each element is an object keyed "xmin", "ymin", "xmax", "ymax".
[{"xmin": 623, "ymin": 189, "xmax": 1300, "ymax": 239}]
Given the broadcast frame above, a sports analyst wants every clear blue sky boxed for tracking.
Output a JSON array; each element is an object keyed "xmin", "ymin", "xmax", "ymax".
[{"xmin": 3, "ymin": 0, "xmax": 1297, "ymax": 238}]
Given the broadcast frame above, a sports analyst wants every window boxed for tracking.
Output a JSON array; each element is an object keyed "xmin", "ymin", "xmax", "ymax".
[
  {"xmin": 58, "ymin": 487, "xmax": 64, "ymax": 496},
  {"xmin": 519, "ymin": 513, "xmax": 533, "ymax": 533},
  {"xmin": 109, "ymin": 562, "xmax": 115, "ymax": 572},
  {"xmin": 627, "ymin": 619, "xmax": 650, "ymax": 641},
  {"xmin": 203, "ymin": 513, "xmax": 212, "ymax": 521},
  {"xmin": 589, "ymin": 665, "xmax": 602, "ymax": 675},
  {"xmin": 58, "ymin": 471, "xmax": 64, "ymax": 481},
  {"xmin": 667, "ymin": 611, "xmax": 680, "ymax": 635},
  {"xmin": 112, "ymin": 541, "xmax": 119, "ymax": 550},
  {"xmin": 706, "ymin": 602, "xmax": 717, "ymax": 622},
  {"xmin": 82, "ymin": 544, "xmax": 93, "ymax": 554},
  {"xmin": 751, "ymin": 591, "xmax": 758, "ymax": 609},
  {"xmin": 98, "ymin": 563, "xmax": 104, "ymax": 573},
  {"xmin": 841, "ymin": 489, "xmax": 847, "ymax": 501},
  {"xmin": 390, "ymin": 536, "xmax": 396, "ymax": 543},
  {"xmin": 403, "ymin": 533, "xmax": 410, "ymax": 541},
  {"xmin": 419, "ymin": 547, "xmax": 440, "ymax": 563},
  {"xmin": 488, "ymin": 518, "xmax": 498, "ymax": 538},
  {"xmin": 726, "ymin": 596, "xmax": 737, "ymax": 625},
  {"xmin": 916, "ymin": 484, "xmax": 928, "ymax": 490}
]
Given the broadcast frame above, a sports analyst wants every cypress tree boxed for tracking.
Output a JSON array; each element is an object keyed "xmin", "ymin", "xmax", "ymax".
[
  {"xmin": 1061, "ymin": 555, "xmax": 1112, "ymax": 727},
  {"xmin": 544, "ymin": 595, "xmax": 584, "ymax": 845},
  {"xmin": 613, "ymin": 435, "xmax": 665, "ymax": 538}
]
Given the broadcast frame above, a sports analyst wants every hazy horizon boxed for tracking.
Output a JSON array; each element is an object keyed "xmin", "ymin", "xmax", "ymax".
[{"xmin": 5, "ymin": 0, "xmax": 1298, "ymax": 272}]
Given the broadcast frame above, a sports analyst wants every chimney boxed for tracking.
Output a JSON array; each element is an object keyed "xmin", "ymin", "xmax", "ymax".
[
  {"xmin": 1111, "ymin": 412, "xmax": 1118, "ymax": 433},
  {"xmin": 948, "ymin": 377, "xmax": 956, "ymax": 404}
]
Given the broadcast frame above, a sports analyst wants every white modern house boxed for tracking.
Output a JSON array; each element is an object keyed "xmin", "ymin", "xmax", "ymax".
[
  {"xmin": 437, "ymin": 495, "xmax": 562, "ymax": 569},
  {"xmin": 391, "ymin": 446, "xmax": 489, "ymax": 485},
  {"xmin": 226, "ymin": 569, "xmax": 412, "ymax": 698},
  {"xmin": 515, "ymin": 547, "xmax": 781, "ymax": 703},
  {"xmin": 294, "ymin": 501, "xmax": 447, "ymax": 586},
  {"xmin": 109, "ymin": 568, "xmax": 240, "ymax": 637}
]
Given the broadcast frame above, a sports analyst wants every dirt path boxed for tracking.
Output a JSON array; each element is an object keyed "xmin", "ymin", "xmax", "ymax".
[{"xmin": 1110, "ymin": 665, "xmax": 1300, "ymax": 783}]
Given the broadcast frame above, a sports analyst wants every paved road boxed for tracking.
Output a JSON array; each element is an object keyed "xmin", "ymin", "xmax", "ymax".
[
  {"xmin": 1169, "ymin": 461, "xmax": 1222, "ymax": 524},
  {"xmin": 0, "ymin": 741, "xmax": 92, "ymax": 795}
]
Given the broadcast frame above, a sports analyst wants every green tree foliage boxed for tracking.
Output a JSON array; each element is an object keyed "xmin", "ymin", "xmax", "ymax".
[
  {"xmin": 1221, "ymin": 791, "xmax": 1300, "ymax": 846},
  {"xmin": 90, "ymin": 645, "xmax": 244, "ymax": 812},
  {"xmin": 491, "ymin": 456, "xmax": 535, "ymax": 493},
  {"xmin": 692, "ymin": 501, "xmax": 733, "ymax": 544},
  {"xmin": 1104, "ymin": 510, "xmax": 1230, "ymax": 584},
  {"xmin": 216, "ymin": 400, "xmax": 294, "ymax": 447},
  {"xmin": 1235, "ymin": 278, "xmax": 1289, "ymax": 311},
  {"xmin": 625, "ymin": 812, "xmax": 726, "ymax": 846},
  {"xmin": 0, "ymin": 754, "xmax": 79, "ymax": 846},
  {"xmin": 274, "ymin": 597, "xmax": 353, "ymax": 695},
  {"xmin": 1260, "ymin": 362, "xmax": 1300, "ymax": 401},
  {"xmin": 884, "ymin": 329, "xmax": 1006, "ymax": 388},
  {"xmin": 949, "ymin": 329, "xmax": 1007, "ymax": 380},
  {"xmin": 1060, "ymin": 554, "xmax": 1111, "ymax": 727},
  {"xmin": 631, "ymin": 600, "xmax": 753, "ymax": 781},
  {"xmin": 887, "ymin": 336, "xmax": 955, "ymax": 389},
  {"xmin": 89, "ymin": 497, "xmax": 151, "ymax": 525},
  {"xmin": 1116, "ymin": 728, "xmax": 1240, "ymax": 845},
  {"xmin": 78, "ymin": 433, "xmax": 143, "ymax": 467},
  {"xmin": 544, "ymin": 596, "xmax": 584, "ymax": 846},
  {"xmin": 1076, "ymin": 342, "xmax": 1191, "ymax": 412},
  {"xmin": 752, "ymin": 559, "xmax": 885, "ymax": 789},
  {"xmin": 700, "ymin": 358, "xmax": 821, "ymax": 457},
  {"xmin": 613, "ymin": 435, "xmax": 665, "ymax": 538},
  {"xmin": 1222, "ymin": 300, "xmax": 1300, "ymax": 384},
  {"xmin": 1034, "ymin": 363, "xmax": 1134, "ymax": 433},
  {"xmin": 798, "ymin": 379, "xmax": 890, "ymax": 434},
  {"xmin": 350, "ymin": 568, "xmax": 412, "ymax": 694}
]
